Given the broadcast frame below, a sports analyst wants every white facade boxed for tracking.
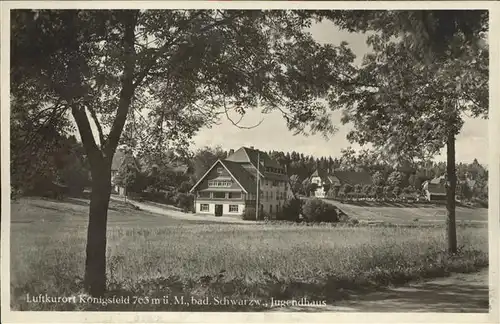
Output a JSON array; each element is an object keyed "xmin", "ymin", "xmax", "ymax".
[
  {"xmin": 195, "ymin": 201, "xmax": 246, "ymax": 216},
  {"xmin": 311, "ymin": 176, "xmax": 323, "ymax": 185},
  {"xmin": 310, "ymin": 176, "xmax": 326, "ymax": 198},
  {"xmin": 314, "ymin": 187, "xmax": 326, "ymax": 198}
]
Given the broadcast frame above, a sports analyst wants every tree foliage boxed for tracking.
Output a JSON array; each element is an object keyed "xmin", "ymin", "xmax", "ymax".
[
  {"xmin": 313, "ymin": 10, "xmax": 488, "ymax": 61},
  {"xmin": 11, "ymin": 9, "xmax": 358, "ymax": 296},
  {"xmin": 190, "ymin": 146, "xmax": 227, "ymax": 182}
]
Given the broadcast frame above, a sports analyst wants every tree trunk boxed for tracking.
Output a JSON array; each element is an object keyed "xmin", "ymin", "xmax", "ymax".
[
  {"xmin": 84, "ymin": 162, "xmax": 112, "ymax": 296},
  {"xmin": 446, "ymin": 130, "xmax": 458, "ymax": 254}
]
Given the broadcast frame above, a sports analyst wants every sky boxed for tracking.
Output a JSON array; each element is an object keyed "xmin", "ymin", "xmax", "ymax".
[{"xmin": 191, "ymin": 21, "xmax": 489, "ymax": 165}]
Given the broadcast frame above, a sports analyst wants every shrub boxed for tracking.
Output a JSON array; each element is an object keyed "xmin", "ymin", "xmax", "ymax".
[
  {"xmin": 178, "ymin": 181, "xmax": 193, "ymax": 193},
  {"xmin": 277, "ymin": 197, "xmax": 302, "ymax": 221},
  {"xmin": 242, "ymin": 207, "xmax": 257, "ymax": 221},
  {"xmin": 302, "ymin": 199, "xmax": 339, "ymax": 223},
  {"xmin": 242, "ymin": 207, "xmax": 267, "ymax": 221},
  {"xmin": 175, "ymin": 193, "xmax": 194, "ymax": 212}
]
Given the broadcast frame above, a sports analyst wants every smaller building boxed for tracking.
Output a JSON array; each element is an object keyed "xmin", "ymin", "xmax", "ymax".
[
  {"xmin": 110, "ymin": 148, "xmax": 139, "ymax": 196},
  {"xmin": 422, "ymin": 176, "xmax": 447, "ymax": 201},
  {"xmin": 110, "ymin": 149, "xmax": 128, "ymax": 195},
  {"xmin": 305, "ymin": 169, "xmax": 373, "ymax": 198}
]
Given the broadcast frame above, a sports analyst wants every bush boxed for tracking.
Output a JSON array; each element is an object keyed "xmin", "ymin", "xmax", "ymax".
[
  {"xmin": 276, "ymin": 197, "xmax": 302, "ymax": 222},
  {"xmin": 175, "ymin": 193, "xmax": 194, "ymax": 213},
  {"xmin": 302, "ymin": 199, "xmax": 339, "ymax": 223},
  {"xmin": 242, "ymin": 207, "xmax": 256, "ymax": 221},
  {"xmin": 242, "ymin": 207, "xmax": 266, "ymax": 221}
]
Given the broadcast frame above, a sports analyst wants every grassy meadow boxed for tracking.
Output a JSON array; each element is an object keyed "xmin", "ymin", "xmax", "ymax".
[{"xmin": 10, "ymin": 197, "xmax": 489, "ymax": 311}]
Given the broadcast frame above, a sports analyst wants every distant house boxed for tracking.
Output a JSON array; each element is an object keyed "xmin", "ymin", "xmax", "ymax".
[
  {"xmin": 305, "ymin": 168, "xmax": 373, "ymax": 198},
  {"xmin": 190, "ymin": 146, "xmax": 292, "ymax": 217},
  {"xmin": 110, "ymin": 148, "xmax": 138, "ymax": 196},
  {"xmin": 422, "ymin": 176, "xmax": 447, "ymax": 201},
  {"xmin": 167, "ymin": 164, "xmax": 190, "ymax": 175}
]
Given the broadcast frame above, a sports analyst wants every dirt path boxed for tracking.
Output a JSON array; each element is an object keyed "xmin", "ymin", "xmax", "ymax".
[
  {"xmin": 271, "ymin": 269, "xmax": 490, "ymax": 313},
  {"xmin": 110, "ymin": 195, "xmax": 257, "ymax": 225}
]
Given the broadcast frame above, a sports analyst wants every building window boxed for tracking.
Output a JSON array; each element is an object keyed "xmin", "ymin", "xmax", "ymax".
[
  {"xmin": 217, "ymin": 167, "xmax": 223, "ymax": 174},
  {"xmin": 208, "ymin": 180, "xmax": 232, "ymax": 187},
  {"xmin": 229, "ymin": 205, "xmax": 239, "ymax": 213},
  {"xmin": 269, "ymin": 205, "xmax": 273, "ymax": 214},
  {"xmin": 198, "ymin": 192, "xmax": 210, "ymax": 198},
  {"xmin": 200, "ymin": 204, "xmax": 209, "ymax": 212},
  {"xmin": 229, "ymin": 192, "xmax": 242, "ymax": 199},
  {"xmin": 213, "ymin": 192, "xmax": 226, "ymax": 198},
  {"xmin": 270, "ymin": 191, "xmax": 273, "ymax": 199}
]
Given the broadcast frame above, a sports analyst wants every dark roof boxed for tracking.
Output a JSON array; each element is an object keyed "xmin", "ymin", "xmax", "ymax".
[
  {"xmin": 225, "ymin": 146, "xmax": 286, "ymax": 181},
  {"xmin": 244, "ymin": 147, "xmax": 282, "ymax": 169},
  {"xmin": 219, "ymin": 160, "xmax": 257, "ymax": 193},
  {"xmin": 262, "ymin": 172, "xmax": 288, "ymax": 181},
  {"xmin": 427, "ymin": 183, "xmax": 447, "ymax": 195},
  {"xmin": 430, "ymin": 176, "xmax": 445, "ymax": 185},
  {"xmin": 311, "ymin": 169, "xmax": 329, "ymax": 179},
  {"xmin": 331, "ymin": 171, "xmax": 373, "ymax": 186},
  {"xmin": 166, "ymin": 164, "xmax": 189, "ymax": 174},
  {"xmin": 226, "ymin": 147, "xmax": 282, "ymax": 171}
]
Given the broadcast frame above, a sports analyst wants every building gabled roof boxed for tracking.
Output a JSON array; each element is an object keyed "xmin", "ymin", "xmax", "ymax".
[
  {"xmin": 225, "ymin": 146, "xmax": 287, "ymax": 181},
  {"xmin": 220, "ymin": 160, "xmax": 257, "ymax": 193},
  {"xmin": 189, "ymin": 159, "xmax": 258, "ymax": 194},
  {"xmin": 430, "ymin": 176, "xmax": 446, "ymax": 185},
  {"xmin": 166, "ymin": 163, "xmax": 189, "ymax": 174},
  {"xmin": 305, "ymin": 169, "xmax": 331, "ymax": 185},
  {"xmin": 427, "ymin": 183, "xmax": 447, "ymax": 195},
  {"xmin": 424, "ymin": 176, "xmax": 447, "ymax": 195},
  {"xmin": 226, "ymin": 147, "xmax": 282, "ymax": 172},
  {"xmin": 331, "ymin": 171, "xmax": 373, "ymax": 186},
  {"xmin": 311, "ymin": 168, "xmax": 329, "ymax": 180}
]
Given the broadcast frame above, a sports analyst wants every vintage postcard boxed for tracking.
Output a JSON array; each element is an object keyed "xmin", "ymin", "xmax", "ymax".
[{"xmin": 1, "ymin": 1, "xmax": 499, "ymax": 323}]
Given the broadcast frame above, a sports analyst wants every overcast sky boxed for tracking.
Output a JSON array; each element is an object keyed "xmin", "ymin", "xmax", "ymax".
[{"xmin": 191, "ymin": 21, "xmax": 489, "ymax": 165}]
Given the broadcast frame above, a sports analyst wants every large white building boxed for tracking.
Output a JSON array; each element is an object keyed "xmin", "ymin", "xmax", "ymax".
[{"xmin": 189, "ymin": 147, "xmax": 293, "ymax": 218}]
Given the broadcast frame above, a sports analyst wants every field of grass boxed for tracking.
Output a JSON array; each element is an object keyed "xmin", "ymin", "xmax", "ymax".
[
  {"xmin": 322, "ymin": 199, "xmax": 488, "ymax": 225},
  {"xmin": 10, "ymin": 197, "xmax": 488, "ymax": 311}
]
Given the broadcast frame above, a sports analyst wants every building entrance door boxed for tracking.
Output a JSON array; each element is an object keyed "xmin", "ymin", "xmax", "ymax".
[{"xmin": 215, "ymin": 204, "xmax": 223, "ymax": 217}]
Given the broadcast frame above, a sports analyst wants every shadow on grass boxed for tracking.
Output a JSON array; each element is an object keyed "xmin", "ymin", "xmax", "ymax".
[{"xmin": 12, "ymin": 258, "xmax": 489, "ymax": 312}]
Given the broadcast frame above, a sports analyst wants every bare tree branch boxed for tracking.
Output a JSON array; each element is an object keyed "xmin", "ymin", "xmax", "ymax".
[{"xmin": 222, "ymin": 96, "xmax": 264, "ymax": 130}]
